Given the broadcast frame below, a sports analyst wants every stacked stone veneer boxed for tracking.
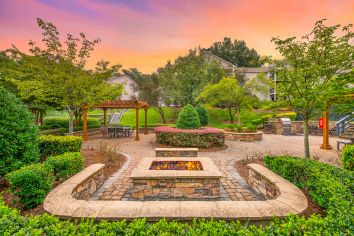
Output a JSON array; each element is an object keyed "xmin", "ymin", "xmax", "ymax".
[
  {"xmin": 72, "ymin": 166, "xmax": 107, "ymax": 200},
  {"xmin": 155, "ymin": 148, "xmax": 198, "ymax": 157},
  {"xmin": 225, "ymin": 131, "xmax": 263, "ymax": 142},
  {"xmin": 247, "ymin": 167, "xmax": 280, "ymax": 199},
  {"xmin": 131, "ymin": 177, "xmax": 220, "ymax": 199}
]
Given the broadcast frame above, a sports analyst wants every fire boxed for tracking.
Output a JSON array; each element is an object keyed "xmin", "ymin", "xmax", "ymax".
[{"xmin": 150, "ymin": 161, "xmax": 203, "ymax": 171}]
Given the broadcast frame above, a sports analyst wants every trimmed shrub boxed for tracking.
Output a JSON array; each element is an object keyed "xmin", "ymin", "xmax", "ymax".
[
  {"xmin": 40, "ymin": 117, "xmax": 101, "ymax": 131},
  {"xmin": 341, "ymin": 144, "xmax": 354, "ymax": 170},
  {"xmin": 154, "ymin": 126, "xmax": 224, "ymax": 148},
  {"xmin": 45, "ymin": 152, "xmax": 84, "ymax": 180},
  {"xmin": 275, "ymin": 112, "xmax": 297, "ymax": 121},
  {"xmin": 0, "ymin": 87, "xmax": 39, "ymax": 177},
  {"xmin": 222, "ymin": 124, "xmax": 257, "ymax": 133},
  {"xmin": 6, "ymin": 164, "xmax": 53, "ymax": 209},
  {"xmin": 195, "ymin": 104, "xmax": 209, "ymax": 126},
  {"xmin": 39, "ymin": 135, "xmax": 82, "ymax": 158},
  {"xmin": 176, "ymin": 104, "xmax": 201, "ymax": 129}
]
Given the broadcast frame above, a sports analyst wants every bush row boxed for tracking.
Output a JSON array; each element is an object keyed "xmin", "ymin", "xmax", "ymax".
[
  {"xmin": 6, "ymin": 152, "xmax": 84, "ymax": 209},
  {"xmin": 155, "ymin": 127, "xmax": 225, "ymax": 148},
  {"xmin": 0, "ymin": 156, "xmax": 352, "ymax": 234},
  {"xmin": 40, "ymin": 117, "xmax": 101, "ymax": 130},
  {"xmin": 341, "ymin": 144, "xmax": 353, "ymax": 170},
  {"xmin": 222, "ymin": 124, "xmax": 257, "ymax": 133},
  {"xmin": 39, "ymin": 135, "xmax": 82, "ymax": 159}
]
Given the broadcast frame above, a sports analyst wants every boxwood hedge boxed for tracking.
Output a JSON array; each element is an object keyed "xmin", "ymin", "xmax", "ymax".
[
  {"xmin": 45, "ymin": 152, "xmax": 84, "ymax": 181},
  {"xmin": 0, "ymin": 156, "xmax": 352, "ymax": 234},
  {"xmin": 39, "ymin": 135, "xmax": 82, "ymax": 158}
]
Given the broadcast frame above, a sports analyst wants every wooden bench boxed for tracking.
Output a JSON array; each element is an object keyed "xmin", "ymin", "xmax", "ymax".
[{"xmin": 337, "ymin": 140, "xmax": 352, "ymax": 151}]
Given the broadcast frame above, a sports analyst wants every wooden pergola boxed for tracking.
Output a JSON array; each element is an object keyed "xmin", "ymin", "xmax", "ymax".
[{"xmin": 82, "ymin": 100, "xmax": 150, "ymax": 141}]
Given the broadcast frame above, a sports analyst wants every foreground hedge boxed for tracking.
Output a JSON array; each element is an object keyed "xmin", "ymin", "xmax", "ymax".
[
  {"xmin": 6, "ymin": 164, "xmax": 53, "ymax": 209},
  {"xmin": 154, "ymin": 127, "xmax": 224, "ymax": 148},
  {"xmin": 39, "ymin": 135, "xmax": 82, "ymax": 158},
  {"xmin": 1, "ymin": 156, "xmax": 352, "ymax": 234}
]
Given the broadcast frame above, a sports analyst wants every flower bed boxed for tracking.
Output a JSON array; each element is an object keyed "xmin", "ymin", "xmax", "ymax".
[{"xmin": 154, "ymin": 126, "xmax": 225, "ymax": 148}]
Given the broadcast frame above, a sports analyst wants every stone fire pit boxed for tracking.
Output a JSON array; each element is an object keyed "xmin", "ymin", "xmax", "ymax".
[{"xmin": 130, "ymin": 157, "xmax": 222, "ymax": 200}]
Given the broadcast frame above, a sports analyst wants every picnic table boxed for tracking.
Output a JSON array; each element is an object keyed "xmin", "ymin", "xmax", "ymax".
[{"xmin": 108, "ymin": 126, "xmax": 134, "ymax": 138}]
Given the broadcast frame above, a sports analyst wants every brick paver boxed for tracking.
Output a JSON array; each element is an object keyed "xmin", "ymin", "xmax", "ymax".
[{"xmin": 85, "ymin": 133, "xmax": 340, "ymax": 201}]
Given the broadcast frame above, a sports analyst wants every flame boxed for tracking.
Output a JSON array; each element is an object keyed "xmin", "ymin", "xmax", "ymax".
[{"xmin": 150, "ymin": 161, "xmax": 203, "ymax": 171}]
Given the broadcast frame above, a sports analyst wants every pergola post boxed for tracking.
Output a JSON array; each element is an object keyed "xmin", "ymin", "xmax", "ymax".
[
  {"xmin": 321, "ymin": 108, "xmax": 332, "ymax": 150},
  {"xmin": 135, "ymin": 108, "xmax": 140, "ymax": 140},
  {"xmin": 144, "ymin": 108, "xmax": 148, "ymax": 135},
  {"xmin": 82, "ymin": 104, "xmax": 89, "ymax": 141},
  {"xmin": 103, "ymin": 108, "xmax": 107, "ymax": 128}
]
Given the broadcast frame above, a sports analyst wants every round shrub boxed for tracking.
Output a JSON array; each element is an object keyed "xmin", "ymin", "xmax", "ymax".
[
  {"xmin": 39, "ymin": 135, "xmax": 82, "ymax": 159},
  {"xmin": 177, "ymin": 104, "xmax": 200, "ymax": 129},
  {"xmin": 341, "ymin": 144, "xmax": 353, "ymax": 171},
  {"xmin": 0, "ymin": 87, "xmax": 39, "ymax": 177},
  {"xmin": 45, "ymin": 152, "xmax": 84, "ymax": 180},
  {"xmin": 6, "ymin": 163, "xmax": 53, "ymax": 209},
  {"xmin": 195, "ymin": 104, "xmax": 209, "ymax": 126}
]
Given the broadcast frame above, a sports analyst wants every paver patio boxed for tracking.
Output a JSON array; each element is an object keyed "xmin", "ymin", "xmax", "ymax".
[{"xmin": 84, "ymin": 133, "xmax": 340, "ymax": 202}]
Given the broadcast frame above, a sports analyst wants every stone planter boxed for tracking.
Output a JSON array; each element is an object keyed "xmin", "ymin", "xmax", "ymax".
[{"xmin": 225, "ymin": 131, "xmax": 263, "ymax": 142}]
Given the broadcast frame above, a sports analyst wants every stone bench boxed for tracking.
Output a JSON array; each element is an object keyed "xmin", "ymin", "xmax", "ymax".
[
  {"xmin": 155, "ymin": 148, "xmax": 198, "ymax": 157},
  {"xmin": 44, "ymin": 163, "xmax": 307, "ymax": 221}
]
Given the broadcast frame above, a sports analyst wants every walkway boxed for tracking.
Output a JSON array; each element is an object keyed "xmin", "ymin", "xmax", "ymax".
[{"xmin": 84, "ymin": 134, "xmax": 341, "ymax": 202}]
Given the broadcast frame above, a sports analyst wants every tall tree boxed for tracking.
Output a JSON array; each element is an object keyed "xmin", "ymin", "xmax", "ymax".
[
  {"xmin": 25, "ymin": 18, "xmax": 122, "ymax": 133},
  {"xmin": 208, "ymin": 37, "xmax": 262, "ymax": 67},
  {"xmin": 197, "ymin": 78, "xmax": 251, "ymax": 124},
  {"xmin": 158, "ymin": 49, "xmax": 225, "ymax": 106},
  {"xmin": 124, "ymin": 68, "xmax": 171, "ymax": 123},
  {"xmin": 272, "ymin": 19, "xmax": 354, "ymax": 158}
]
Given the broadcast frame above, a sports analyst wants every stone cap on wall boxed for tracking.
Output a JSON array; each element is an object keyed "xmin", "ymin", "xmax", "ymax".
[{"xmin": 44, "ymin": 163, "xmax": 307, "ymax": 221}]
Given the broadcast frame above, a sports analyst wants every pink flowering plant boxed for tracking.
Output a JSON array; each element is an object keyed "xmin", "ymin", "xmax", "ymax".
[{"xmin": 154, "ymin": 126, "xmax": 225, "ymax": 148}]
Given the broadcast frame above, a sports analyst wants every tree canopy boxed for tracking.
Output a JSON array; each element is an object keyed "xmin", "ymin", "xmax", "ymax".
[
  {"xmin": 272, "ymin": 19, "xmax": 354, "ymax": 158},
  {"xmin": 208, "ymin": 37, "xmax": 263, "ymax": 67}
]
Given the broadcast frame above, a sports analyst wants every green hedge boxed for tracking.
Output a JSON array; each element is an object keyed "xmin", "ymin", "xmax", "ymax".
[
  {"xmin": 341, "ymin": 144, "xmax": 354, "ymax": 171},
  {"xmin": 46, "ymin": 152, "xmax": 84, "ymax": 180},
  {"xmin": 264, "ymin": 156, "xmax": 353, "ymax": 234},
  {"xmin": 0, "ymin": 87, "xmax": 39, "ymax": 177},
  {"xmin": 39, "ymin": 135, "xmax": 82, "ymax": 158},
  {"xmin": 40, "ymin": 117, "xmax": 101, "ymax": 130},
  {"xmin": 6, "ymin": 164, "xmax": 53, "ymax": 209},
  {"xmin": 222, "ymin": 124, "xmax": 257, "ymax": 133},
  {"xmin": 1, "ymin": 156, "xmax": 353, "ymax": 234}
]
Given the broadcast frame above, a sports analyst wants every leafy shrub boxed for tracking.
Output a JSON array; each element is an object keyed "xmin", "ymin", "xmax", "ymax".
[
  {"xmin": 275, "ymin": 112, "xmax": 297, "ymax": 121},
  {"xmin": 264, "ymin": 156, "xmax": 353, "ymax": 234},
  {"xmin": 41, "ymin": 117, "xmax": 101, "ymax": 130},
  {"xmin": 250, "ymin": 118, "xmax": 263, "ymax": 126},
  {"xmin": 195, "ymin": 104, "xmax": 209, "ymax": 126},
  {"xmin": 45, "ymin": 152, "xmax": 84, "ymax": 180},
  {"xmin": 0, "ymin": 87, "xmax": 39, "ymax": 177},
  {"xmin": 6, "ymin": 164, "xmax": 53, "ymax": 209},
  {"xmin": 341, "ymin": 144, "xmax": 354, "ymax": 170},
  {"xmin": 222, "ymin": 124, "xmax": 257, "ymax": 133},
  {"xmin": 176, "ymin": 104, "xmax": 201, "ymax": 129},
  {"xmin": 154, "ymin": 126, "xmax": 224, "ymax": 148},
  {"xmin": 39, "ymin": 135, "xmax": 82, "ymax": 158}
]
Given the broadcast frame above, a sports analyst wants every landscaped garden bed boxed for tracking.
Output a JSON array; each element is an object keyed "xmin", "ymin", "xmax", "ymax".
[{"xmin": 154, "ymin": 126, "xmax": 225, "ymax": 148}]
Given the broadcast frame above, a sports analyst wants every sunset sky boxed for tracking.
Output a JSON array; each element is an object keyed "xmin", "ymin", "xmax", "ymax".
[{"xmin": 0, "ymin": 0, "xmax": 353, "ymax": 73}]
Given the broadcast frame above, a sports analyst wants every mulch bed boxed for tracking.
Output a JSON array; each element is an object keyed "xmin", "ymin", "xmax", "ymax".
[
  {"xmin": 234, "ymin": 159, "xmax": 325, "ymax": 218},
  {"xmin": 0, "ymin": 148, "xmax": 126, "ymax": 216}
]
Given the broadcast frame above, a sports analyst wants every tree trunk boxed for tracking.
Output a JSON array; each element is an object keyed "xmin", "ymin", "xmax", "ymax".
[
  {"xmin": 39, "ymin": 111, "xmax": 44, "ymax": 126},
  {"xmin": 155, "ymin": 107, "xmax": 166, "ymax": 124},
  {"xmin": 237, "ymin": 109, "xmax": 241, "ymax": 125},
  {"xmin": 228, "ymin": 108, "xmax": 234, "ymax": 123},
  {"xmin": 68, "ymin": 108, "xmax": 74, "ymax": 134},
  {"xmin": 303, "ymin": 118, "xmax": 310, "ymax": 159}
]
